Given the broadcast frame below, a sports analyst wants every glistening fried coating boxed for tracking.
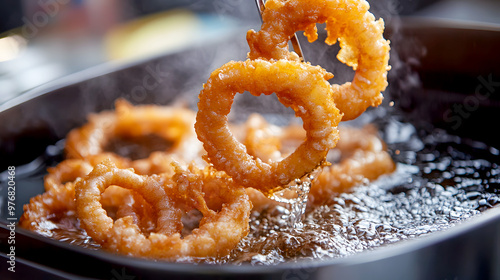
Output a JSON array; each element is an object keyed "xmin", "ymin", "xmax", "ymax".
[
  {"xmin": 20, "ymin": 158, "xmax": 156, "ymax": 235},
  {"xmin": 195, "ymin": 59, "xmax": 341, "ymax": 196},
  {"xmin": 19, "ymin": 182, "xmax": 76, "ymax": 236},
  {"xmin": 74, "ymin": 160, "xmax": 252, "ymax": 259},
  {"xmin": 309, "ymin": 125, "xmax": 396, "ymax": 205},
  {"xmin": 247, "ymin": 0, "xmax": 391, "ymax": 120},
  {"xmin": 237, "ymin": 118, "xmax": 395, "ymax": 209}
]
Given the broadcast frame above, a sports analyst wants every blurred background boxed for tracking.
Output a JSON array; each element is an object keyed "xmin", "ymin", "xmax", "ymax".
[{"xmin": 0, "ymin": 0, "xmax": 499, "ymax": 104}]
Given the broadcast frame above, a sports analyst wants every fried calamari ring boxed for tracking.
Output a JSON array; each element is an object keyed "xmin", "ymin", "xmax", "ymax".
[
  {"xmin": 195, "ymin": 59, "xmax": 341, "ymax": 196},
  {"xmin": 65, "ymin": 99, "xmax": 202, "ymax": 165},
  {"xmin": 247, "ymin": 0, "xmax": 390, "ymax": 120},
  {"xmin": 20, "ymin": 157, "xmax": 156, "ymax": 235},
  {"xmin": 75, "ymin": 160, "xmax": 251, "ymax": 259},
  {"xmin": 309, "ymin": 125, "xmax": 396, "ymax": 205},
  {"xmin": 237, "ymin": 118, "xmax": 395, "ymax": 208}
]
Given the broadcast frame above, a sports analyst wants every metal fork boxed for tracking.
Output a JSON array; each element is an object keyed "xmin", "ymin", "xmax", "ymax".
[{"xmin": 254, "ymin": 0, "xmax": 305, "ymax": 60}]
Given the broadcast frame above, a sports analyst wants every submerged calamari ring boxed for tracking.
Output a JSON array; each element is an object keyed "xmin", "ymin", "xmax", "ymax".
[
  {"xmin": 195, "ymin": 59, "xmax": 341, "ymax": 195},
  {"xmin": 65, "ymin": 99, "xmax": 201, "ymax": 165},
  {"xmin": 75, "ymin": 160, "xmax": 251, "ymax": 259},
  {"xmin": 238, "ymin": 117, "xmax": 395, "ymax": 208},
  {"xmin": 21, "ymin": 157, "xmax": 156, "ymax": 235},
  {"xmin": 247, "ymin": 0, "xmax": 391, "ymax": 120},
  {"xmin": 310, "ymin": 125, "xmax": 396, "ymax": 205}
]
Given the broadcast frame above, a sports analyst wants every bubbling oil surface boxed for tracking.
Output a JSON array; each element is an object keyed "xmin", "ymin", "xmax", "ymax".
[
  {"xmin": 4, "ymin": 109, "xmax": 500, "ymax": 264},
  {"xmin": 214, "ymin": 112, "xmax": 500, "ymax": 265}
]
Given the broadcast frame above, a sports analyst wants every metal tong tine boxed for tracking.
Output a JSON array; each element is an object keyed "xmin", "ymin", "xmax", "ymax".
[{"xmin": 254, "ymin": 0, "xmax": 305, "ymax": 60}]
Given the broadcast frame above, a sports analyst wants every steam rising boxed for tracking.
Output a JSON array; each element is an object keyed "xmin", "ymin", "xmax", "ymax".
[
  {"xmin": 229, "ymin": 0, "xmax": 425, "ymax": 126},
  {"xmin": 2, "ymin": 0, "xmax": 427, "ymax": 153},
  {"xmin": 82, "ymin": 0, "xmax": 425, "ymax": 126}
]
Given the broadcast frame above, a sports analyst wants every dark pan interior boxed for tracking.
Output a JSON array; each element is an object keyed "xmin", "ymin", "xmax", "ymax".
[
  {"xmin": 0, "ymin": 17, "xmax": 500, "ymax": 279},
  {"xmin": 386, "ymin": 17, "xmax": 500, "ymax": 147}
]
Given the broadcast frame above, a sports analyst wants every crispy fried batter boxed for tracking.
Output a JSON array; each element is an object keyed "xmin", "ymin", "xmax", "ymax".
[
  {"xmin": 65, "ymin": 99, "xmax": 203, "ymax": 166},
  {"xmin": 195, "ymin": 59, "xmax": 341, "ymax": 196},
  {"xmin": 75, "ymin": 161, "xmax": 251, "ymax": 259},
  {"xmin": 247, "ymin": 0, "xmax": 390, "ymax": 120}
]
